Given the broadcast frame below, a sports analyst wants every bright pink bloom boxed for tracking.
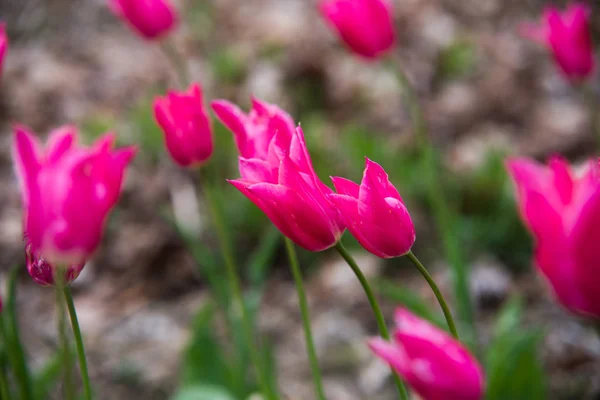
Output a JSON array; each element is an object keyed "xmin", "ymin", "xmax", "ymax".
[
  {"xmin": 110, "ymin": 0, "xmax": 177, "ymax": 39},
  {"xmin": 154, "ymin": 83, "xmax": 213, "ymax": 167},
  {"xmin": 227, "ymin": 119, "xmax": 344, "ymax": 251},
  {"xmin": 25, "ymin": 240, "xmax": 84, "ymax": 287},
  {"xmin": 329, "ymin": 159, "xmax": 415, "ymax": 258},
  {"xmin": 508, "ymin": 157, "xmax": 600, "ymax": 318},
  {"xmin": 13, "ymin": 125, "xmax": 136, "ymax": 266},
  {"xmin": 211, "ymin": 98, "xmax": 296, "ymax": 160},
  {"xmin": 521, "ymin": 3, "xmax": 594, "ymax": 81},
  {"xmin": 369, "ymin": 309, "xmax": 485, "ymax": 400},
  {"xmin": 319, "ymin": 0, "xmax": 396, "ymax": 59},
  {"xmin": 0, "ymin": 23, "xmax": 7, "ymax": 76}
]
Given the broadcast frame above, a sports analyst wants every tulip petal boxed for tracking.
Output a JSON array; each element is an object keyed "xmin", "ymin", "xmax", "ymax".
[
  {"xmin": 212, "ymin": 100, "xmax": 251, "ymax": 158},
  {"xmin": 331, "ymin": 176, "xmax": 360, "ymax": 198}
]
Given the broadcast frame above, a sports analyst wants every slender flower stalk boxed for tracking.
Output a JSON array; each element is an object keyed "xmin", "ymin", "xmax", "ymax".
[
  {"xmin": 159, "ymin": 40, "xmax": 189, "ymax": 89},
  {"xmin": 334, "ymin": 242, "xmax": 409, "ymax": 400},
  {"xmin": 55, "ymin": 273, "xmax": 74, "ymax": 400},
  {"xmin": 405, "ymin": 251, "xmax": 459, "ymax": 339},
  {"xmin": 201, "ymin": 173, "xmax": 277, "ymax": 400},
  {"xmin": 64, "ymin": 287, "xmax": 92, "ymax": 400},
  {"xmin": 387, "ymin": 58, "xmax": 474, "ymax": 342},
  {"xmin": 284, "ymin": 238, "xmax": 327, "ymax": 400},
  {"xmin": 580, "ymin": 85, "xmax": 600, "ymax": 151},
  {"xmin": 0, "ymin": 356, "xmax": 9, "ymax": 400}
]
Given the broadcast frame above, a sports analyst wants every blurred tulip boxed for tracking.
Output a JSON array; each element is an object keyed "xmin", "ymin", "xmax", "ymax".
[
  {"xmin": 521, "ymin": 3, "xmax": 594, "ymax": 81},
  {"xmin": 329, "ymin": 158, "xmax": 415, "ymax": 258},
  {"xmin": 25, "ymin": 240, "xmax": 85, "ymax": 287},
  {"xmin": 154, "ymin": 83, "xmax": 213, "ymax": 167},
  {"xmin": 508, "ymin": 156, "xmax": 600, "ymax": 318},
  {"xmin": 110, "ymin": 0, "xmax": 177, "ymax": 39},
  {"xmin": 228, "ymin": 123, "xmax": 344, "ymax": 252},
  {"xmin": 211, "ymin": 97, "xmax": 296, "ymax": 160},
  {"xmin": 0, "ymin": 23, "xmax": 7, "ymax": 76},
  {"xmin": 12, "ymin": 125, "xmax": 136, "ymax": 266},
  {"xmin": 369, "ymin": 308, "xmax": 484, "ymax": 400},
  {"xmin": 319, "ymin": 0, "xmax": 396, "ymax": 59}
]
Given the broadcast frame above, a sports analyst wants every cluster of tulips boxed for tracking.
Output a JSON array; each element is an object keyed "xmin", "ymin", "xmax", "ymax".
[{"xmin": 0, "ymin": 0, "xmax": 598, "ymax": 399}]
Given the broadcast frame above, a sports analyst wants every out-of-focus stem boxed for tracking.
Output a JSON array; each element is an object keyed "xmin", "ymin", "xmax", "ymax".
[
  {"xmin": 55, "ymin": 273, "xmax": 74, "ymax": 400},
  {"xmin": 159, "ymin": 39, "xmax": 190, "ymax": 89},
  {"xmin": 284, "ymin": 238, "xmax": 327, "ymax": 400},
  {"xmin": 334, "ymin": 242, "xmax": 409, "ymax": 400},
  {"xmin": 388, "ymin": 58, "xmax": 474, "ymax": 343},
  {"xmin": 64, "ymin": 287, "xmax": 93, "ymax": 400}
]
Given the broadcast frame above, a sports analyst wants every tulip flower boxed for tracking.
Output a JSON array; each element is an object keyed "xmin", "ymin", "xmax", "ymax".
[
  {"xmin": 211, "ymin": 97, "xmax": 296, "ymax": 160},
  {"xmin": 0, "ymin": 23, "xmax": 7, "ymax": 76},
  {"xmin": 369, "ymin": 308, "xmax": 484, "ymax": 400},
  {"xmin": 329, "ymin": 158, "xmax": 415, "ymax": 258},
  {"xmin": 110, "ymin": 0, "xmax": 177, "ymax": 40},
  {"xmin": 25, "ymin": 240, "xmax": 85, "ymax": 287},
  {"xmin": 228, "ymin": 124, "xmax": 344, "ymax": 252},
  {"xmin": 154, "ymin": 83, "xmax": 213, "ymax": 167},
  {"xmin": 12, "ymin": 125, "xmax": 136, "ymax": 266},
  {"xmin": 508, "ymin": 156, "xmax": 600, "ymax": 318},
  {"xmin": 521, "ymin": 3, "xmax": 594, "ymax": 81},
  {"xmin": 319, "ymin": 0, "xmax": 396, "ymax": 59}
]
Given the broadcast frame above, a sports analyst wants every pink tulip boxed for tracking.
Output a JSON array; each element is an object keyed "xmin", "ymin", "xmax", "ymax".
[
  {"xmin": 521, "ymin": 3, "xmax": 594, "ymax": 81},
  {"xmin": 0, "ymin": 23, "xmax": 7, "ymax": 76},
  {"xmin": 13, "ymin": 125, "xmax": 136, "ymax": 266},
  {"xmin": 508, "ymin": 156, "xmax": 600, "ymax": 318},
  {"xmin": 211, "ymin": 98, "xmax": 296, "ymax": 160},
  {"xmin": 319, "ymin": 0, "xmax": 396, "ymax": 59},
  {"xmin": 369, "ymin": 308, "xmax": 485, "ymax": 400},
  {"xmin": 25, "ymin": 240, "xmax": 84, "ymax": 286},
  {"xmin": 110, "ymin": 0, "xmax": 177, "ymax": 40},
  {"xmin": 154, "ymin": 83, "xmax": 213, "ymax": 167},
  {"xmin": 228, "ymin": 122, "xmax": 344, "ymax": 252},
  {"xmin": 329, "ymin": 158, "xmax": 415, "ymax": 258}
]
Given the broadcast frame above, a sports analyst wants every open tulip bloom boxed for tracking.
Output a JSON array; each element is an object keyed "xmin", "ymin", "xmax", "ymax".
[
  {"xmin": 508, "ymin": 157, "xmax": 600, "ymax": 318},
  {"xmin": 521, "ymin": 3, "xmax": 594, "ymax": 81},
  {"xmin": 369, "ymin": 309, "xmax": 485, "ymax": 400},
  {"xmin": 13, "ymin": 126, "xmax": 136, "ymax": 270}
]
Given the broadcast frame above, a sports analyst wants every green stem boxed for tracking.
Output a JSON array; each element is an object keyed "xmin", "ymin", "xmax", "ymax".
[
  {"xmin": 0, "ymin": 351, "xmax": 11, "ymax": 400},
  {"xmin": 405, "ymin": 251, "xmax": 459, "ymax": 339},
  {"xmin": 581, "ymin": 85, "xmax": 600, "ymax": 151},
  {"xmin": 64, "ymin": 287, "xmax": 93, "ymax": 400},
  {"xmin": 159, "ymin": 39, "xmax": 190, "ymax": 89},
  {"xmin": 6, "ymin": 269, "xmax": 33, "ymax": 400},
  {"xmin": 201, "ymin": 180, "xmax": 278, "ymax": 400},
  {"xmin": 334, "ymin": 242, "xmax": 409, "ymax": 400},
  {"xmin": 284, "ymin": 238, "xmax": 327, "ymax": 400},
  {"xmin": 55, "ymin": 275, "xmax": 74, "ymax": 400},
  {"xmin": 388, "ymin": 59, "xmax": 474, "ymax": 342}
]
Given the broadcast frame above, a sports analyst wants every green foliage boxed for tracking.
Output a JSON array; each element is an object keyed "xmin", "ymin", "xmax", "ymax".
[
  {"xmin": 211, "ymin": 49, "xmax": 247, "ymax": 85},
  {"xmin": 437, "ymin": 40, "xmax": 478, "ymax": 80},
  {"xmin": 172, "ymin": 385, "xmax": 236, "ymax": 400},
  {"xmin": 485, "ymin": 298, "xmax": 547, "ymax": 400}
]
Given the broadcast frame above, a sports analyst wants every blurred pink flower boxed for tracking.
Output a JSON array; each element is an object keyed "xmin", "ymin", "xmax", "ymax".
[
  {"xmin": 110, "ymin": 0, "xmax": 177, "ymax": 40},
  {"xmin": 25, "ymin": 240, "xmax": 84, "ymax": 286},
  {"xmin": 0, "ymin": 23, "xmax": 7, "ymax": 76},
  {"xmin": 224, "ymin": 110, "xmax": 344, "ymax": 251},
  {"xmin": 12, "ymin": 125, "xmax": 136, "ymax": 266},
  {"xmin": 329, "ymin": 158, "xmax": 415, "ymax": 258},
  {"xmin": 319, "ymin": 0, "xmax": 396, "ymax": 59},
  {"xmin": 508, "ymin": 156, "xmax": 600, "ymax": 318},
  {"xmin": 521, "ymin": 3, "xmax": 594, "ymax": 81},
  {"xmin": 211, "ymin": 98, "xmax": 296, "ymax": 160},
  {"xmin": 154, "ymin": 83, "xmax": 213, "ymax": 167},
  {"xmin": 369, "ymin": 309, "xmax": 485, "ymax": 400}
]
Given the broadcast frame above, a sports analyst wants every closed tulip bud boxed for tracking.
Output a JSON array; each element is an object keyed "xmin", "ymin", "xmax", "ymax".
[
  {"xmin": 329, "ymin": 158, "xmax": 415, "ymax": 258},
  {"xmin": 25, "ymin": 240, "xmax": 85, "ymax": 287},
  {"xmin": 110, "ymin": 0, "xmax": 177, "ymax": 40},
  {"xmin": 507, "ymin": 156, "xmax": 600, "ymax": 318},
  {"xmin": 369, "ymin": 309, "xmax": 485, "ymax": 400},
  {"xmin": 319, "ymin": 0, "xmax": 396, "ymax": 59},
  {"xmin": 13, "ymin": 125, "xmax": 136, "ymax": 266},
  {"xmin": 154, "ymin": 83, "xmax": 213, "ymax": 167},
  {"xmin": 228, "ymin": 124, "xmax": 344, "ymax": 252},
  {"xmin": 521, "ymin": 3, "xmax": 594, "ymax": 81},
  {"xmin": 211, "ymin": 97, "xmax": 296, "ymax": 160}
]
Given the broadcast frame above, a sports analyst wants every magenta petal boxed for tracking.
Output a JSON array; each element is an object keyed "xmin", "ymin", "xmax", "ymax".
[
  {"xmin": 238, "ymin": 157, "xmax": 277, "ymax": 183},
  {"xmin": 331, "ymin": 176, "xmax": 360, "ymax": 198},
  {"xmin": 368, "ymin": 338, "xmax": 410, "ymax": 376},
  {"xmin": 212, "ymin": 100, "xmax": 252, "ymax": 158},
  {"xmin": 46, "ymin": 126, "xmax": 77, "ymax": 163}
]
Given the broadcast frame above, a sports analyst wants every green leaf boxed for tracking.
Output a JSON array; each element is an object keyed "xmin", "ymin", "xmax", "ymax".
[
  {"xmin": 33, "ymin": 352, "xmax": 63, "ymax": 400},
  {"xmin": 172, "ymin": 384, "xmax": 236, "ymax": 400}
]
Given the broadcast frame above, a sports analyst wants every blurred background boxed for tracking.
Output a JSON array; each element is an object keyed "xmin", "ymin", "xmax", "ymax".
[{"xmin": 1, "ymin": 0, "xmax": 600, "ymax": 399}]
